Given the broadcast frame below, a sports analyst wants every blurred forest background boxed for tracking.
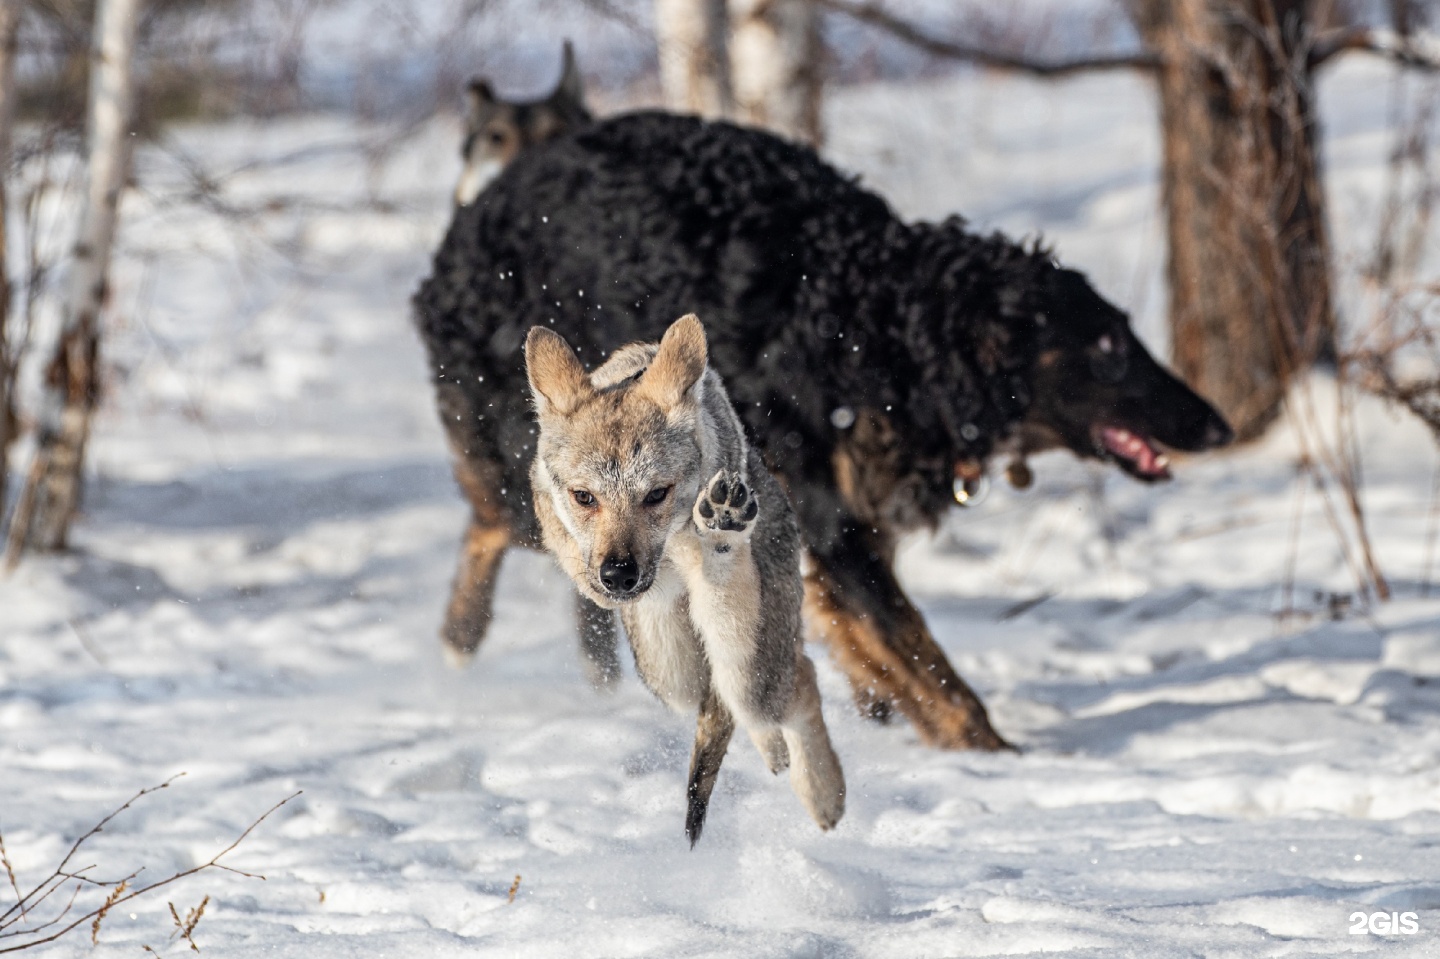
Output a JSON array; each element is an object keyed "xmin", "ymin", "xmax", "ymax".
[{"xmin": 2, "ymin": 0, "xmax": 1439, "ymax": 592}]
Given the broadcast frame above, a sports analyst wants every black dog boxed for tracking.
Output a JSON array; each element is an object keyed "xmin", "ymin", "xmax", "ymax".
[{"xmin": 413, "ymin": 111, "xmax": 1232, "ymax": 750}]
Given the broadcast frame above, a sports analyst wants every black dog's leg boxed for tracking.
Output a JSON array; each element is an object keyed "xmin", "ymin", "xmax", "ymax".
[
  {"xmin": 804, "ymin": 526, "xmax": 1013, "ymax": 752},
  {"xmin": 442, "ymin": 516, "xmax": 511, "ymax": 666},
  {"xmin": 850, "ymin": 683, "xmax": 894, "ymax": 724},
  {"xmin": 438, "ymin": 395, "xmax": 515, "ymax": 667},
  {"xmin": 574, "ymin": 592, "xmax": 621, "ymax": 689},
  {"xmin": 685, "ymin": 686, "xmax": 736, "ymax": 847}
]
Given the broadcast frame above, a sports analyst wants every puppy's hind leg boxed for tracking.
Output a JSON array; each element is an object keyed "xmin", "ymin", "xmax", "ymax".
[
  {"xmin": 780, "ymin": 652, "xmax": 845, "ymax": 831},
  {"xmin": 575, "ymin": 593, "xmax": 621, "ymax": 689},
  {"xmin": 686, "ymin": 686, "xmax": 736, "ymax": 848},
  {"xmin": 748, "ymin": 728, "xmax": 789, "ymax": 775}
]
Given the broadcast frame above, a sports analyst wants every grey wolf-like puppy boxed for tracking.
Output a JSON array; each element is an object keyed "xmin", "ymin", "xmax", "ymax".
[
  {"xmin": 454, "ymin": 41, "xmax": 592, "ymax": 206},
  {"xmin": 525, "ymin": 314, "xmax": 845, "ymax": 845}
]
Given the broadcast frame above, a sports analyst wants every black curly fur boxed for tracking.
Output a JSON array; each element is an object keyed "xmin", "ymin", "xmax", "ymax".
[
  {"xmin": 413, "ymin": 111, "xmax": 1237, "ymax": 748},
  {"xmin": 417, "ymin": 112, "xmax": 1186, "ymax": 554}
]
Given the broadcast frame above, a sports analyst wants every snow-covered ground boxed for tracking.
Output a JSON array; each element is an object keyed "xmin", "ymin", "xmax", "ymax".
[{"xmin": 3, "ymin": 59, "xmax": 1440, "ymax": 957}]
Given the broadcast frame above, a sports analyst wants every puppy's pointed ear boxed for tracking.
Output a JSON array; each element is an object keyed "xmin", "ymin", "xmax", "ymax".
[
  {"xmin": 556, "ymin": 40, "xmax": 584, "ymax": 103},
  {"xmin": 526, "ymin": 327, "xmax": 592, "ymax": 416},
  {"xmin": 636, "ymin": 314, "xmax": 707, "ymax": 411}
]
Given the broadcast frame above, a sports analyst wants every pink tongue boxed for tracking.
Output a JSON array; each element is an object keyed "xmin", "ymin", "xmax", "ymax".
[{"xmin": 1101, "ymin": 427, "xmax": 1169, "ymax": 477}]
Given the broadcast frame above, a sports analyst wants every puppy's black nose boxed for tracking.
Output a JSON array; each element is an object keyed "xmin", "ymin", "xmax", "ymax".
[{"xmin": 600, "ymin": 556, "xmax": 640, "ymax": 595}]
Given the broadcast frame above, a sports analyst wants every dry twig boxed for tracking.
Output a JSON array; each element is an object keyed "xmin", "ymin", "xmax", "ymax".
[
  {"xmin": 0, "ymin": 776, "xmax": 298, "ymax": 953},
  {"xmin": 1310, "ymin": 26, "xmax": 1440, "ymax": 71},
  {"xmin": 814, "ymin": 0, "xmax": 1160, "ymax": 78}
]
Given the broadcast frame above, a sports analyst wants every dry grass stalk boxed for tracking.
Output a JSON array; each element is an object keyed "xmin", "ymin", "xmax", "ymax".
[
  {"xmin": 90, "ymin": 880, "xmax": 128, "ymax": 945},
  {"xmin": 507, "ymin": 875, "xmax": 522, "ymax": 904},
  {"xmin": 0, "ymin": 835, "xmax": 20, "ymax": 919},
  {"xmin": 168, "ymin": 895, "xmax": 208, "ymax": 951}
]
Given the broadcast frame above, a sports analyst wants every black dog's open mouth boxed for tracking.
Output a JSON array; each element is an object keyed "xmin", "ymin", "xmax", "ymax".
[{"xmin": 1096, "ymin": 426, "xmax": 1171, "ymax": 481}]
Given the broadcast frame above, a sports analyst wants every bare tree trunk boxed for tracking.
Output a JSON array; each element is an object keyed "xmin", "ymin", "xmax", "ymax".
[
  {"xmin": 6, "ymin": 0, "xmax": 140, "ymax": 561},
  {"xmin": 1131, "ymin": 0, "xmax": 1336, "ymax": 440},
  {"xmin": 0, "ymin": 1, "xmax": 20, "ymax": 521},
  {"xmin": 656, "ymin": 0, "xmax": 733, "ymax": 118},
  {"xmin": 728, "ymin": 0, "xmax": 825, "ymax": 146}
]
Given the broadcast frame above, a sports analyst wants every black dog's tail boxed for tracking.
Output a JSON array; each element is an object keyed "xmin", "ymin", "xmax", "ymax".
[{"xmin": 685, "ymin": 688, "xmax": 736, "ymax": 848}]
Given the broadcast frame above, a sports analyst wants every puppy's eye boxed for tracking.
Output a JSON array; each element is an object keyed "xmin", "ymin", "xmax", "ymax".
[
  {"xmin": 572, "ymin": 489, "xmax": 596, "ymax": 507},
  {"xmin": 643, "ymin": 486, "xmax": 671, "ymax": 506},
  {"xmin": 486, "ymin": 128, "xmax": 507, "ymax": 146}
]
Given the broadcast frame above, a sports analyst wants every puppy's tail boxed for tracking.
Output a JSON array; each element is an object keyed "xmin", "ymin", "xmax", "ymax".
[{"xmin": 685, "ymin": 688, "xmax": 735, "ymax": 848}]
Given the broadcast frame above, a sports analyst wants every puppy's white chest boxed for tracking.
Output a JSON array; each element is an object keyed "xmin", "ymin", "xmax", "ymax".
[{"xmin": 624, "ymin": 562, "xmax": 706, "ymax": 711}]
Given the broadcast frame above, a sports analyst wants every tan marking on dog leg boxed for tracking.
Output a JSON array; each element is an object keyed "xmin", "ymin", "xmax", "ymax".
[
  {"xmin": 440, "ymin": 443, "xmax": 513, "ymax": 667},
  {"xmin": 849, "ymin": 681, "xmax": 894, "ymax": 723},
  {"xmin": 778, "ymin": 652, "xmax": 845, "ymax": 830},
  {"xmin": 803, "ymin": 567, "xmax": 1013, "ymax": 752},
  {"xmin": 802, "ymin": 575, "xmax": 893, "ymax": 722},
  {"xmin": 443, "ymin": 521, "xmax": 511, "ymax": 667}
]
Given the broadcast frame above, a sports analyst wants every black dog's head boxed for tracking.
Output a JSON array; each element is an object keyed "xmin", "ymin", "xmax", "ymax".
[{"xmin": 1014, "ymin": 268, "xmax": 1233, "ymax": 481}]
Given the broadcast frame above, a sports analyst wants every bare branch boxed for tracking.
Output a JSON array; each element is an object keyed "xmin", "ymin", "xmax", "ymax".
[
  {"xmin": 0, "ymin": 781, "xmax": 299, "ymax": 953},
  {"xmin": 0, "ymin": 774, "xmax": 183, "ymax": 926},
  {"xmin": 1311, "ymin": 27, "xmax": 1440, "ymax": 71},
  {"xmin": 814, "ymin": 0, "xmax": 1161, "ymax": 78},
  {"xmin": 0, "ymin": 885, "xmax": 81, "ymax": 941}
]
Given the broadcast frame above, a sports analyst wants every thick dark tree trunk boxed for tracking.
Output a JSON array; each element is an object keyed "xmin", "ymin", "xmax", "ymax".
[
  {"xmin": 1131, "ymin": 0, "xmax": 1336, "ymax": 440},
  {"xmin": 6, "ymin": 0, "xmax": 139, "ymax": 562}
]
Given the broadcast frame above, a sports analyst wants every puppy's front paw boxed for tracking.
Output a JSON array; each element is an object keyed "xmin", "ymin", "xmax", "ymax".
[{"xmin": 694, "ymin": 470, "xmax": 758, "ymax": 537}]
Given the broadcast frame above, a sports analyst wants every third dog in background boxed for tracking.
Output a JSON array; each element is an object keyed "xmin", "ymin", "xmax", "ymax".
[{"xmin": 454, "ymin": 41, "xmax": 592, "ymax": 206}]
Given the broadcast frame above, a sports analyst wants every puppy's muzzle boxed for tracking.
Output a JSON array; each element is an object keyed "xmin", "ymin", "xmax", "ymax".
[{"xmin": 599, "ymin": 555, "xmax": 643, "ymax": 599}]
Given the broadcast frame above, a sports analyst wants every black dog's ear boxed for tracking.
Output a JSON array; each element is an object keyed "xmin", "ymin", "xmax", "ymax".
[
  {"xmin": 555, "ymin": 40, "xmax": 584, "ymax": 103},
  {"xmin": 466, "ymin": 78, "xmax": 496, "ymax": 114}
]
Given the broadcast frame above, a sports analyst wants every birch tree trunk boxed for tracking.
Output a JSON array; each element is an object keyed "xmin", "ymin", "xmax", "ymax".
[
  {"xmin": 0, "ymin": 1, "xmax": 20, "ymax": 521},
  {"xmin": 6, "ymin": 0, "xmax": 141, "ymax": 560},
  {"xmin": 1130, "ymin": 0, "xmax": 1336, "ymax": 440},
  {"xmin": 655, "ymin": 0, "xmax": 733, "ymax": 118},
  {"xmin": 729, "ymin": 0, "xmax": 825, "ymax": 146}
]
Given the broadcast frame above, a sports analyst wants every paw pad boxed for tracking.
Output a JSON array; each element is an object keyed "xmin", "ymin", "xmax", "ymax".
[{"xmin": 696, "ymin": 471, "xmax": 758, "ymax": 533}]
